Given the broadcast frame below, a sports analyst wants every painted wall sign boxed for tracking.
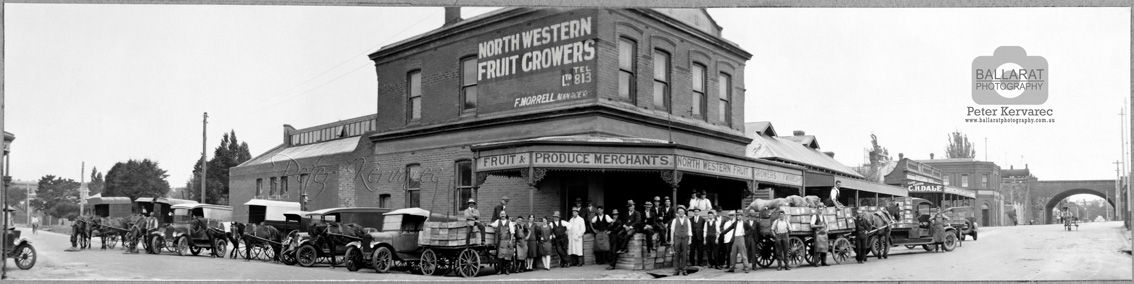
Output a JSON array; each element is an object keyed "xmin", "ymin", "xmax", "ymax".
[
  {"xmin": 477, "ymin": 153, "xmax": 531, "ymax": 171},
  {"xmin": 907, "ymin": 181, "xmax": 945, "ymax": 192},
  {"xmin": 674, "ymin": 155, "xmax": 753, "ymax": 180},
  {"xmin": 476, "ymin": 10, "xmax": 599, "ymax": 113},
  {"xmin": 752, "ymin": 166, "xmax": 804, "ymax": 187},
  {"xmin": 531, "ymin": 152, "xmax": 672, "ymax": 169}
]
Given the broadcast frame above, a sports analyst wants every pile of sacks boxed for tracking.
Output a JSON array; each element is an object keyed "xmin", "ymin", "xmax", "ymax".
[{"xmin": 746, "ymin": 195, "xmax": 824, "ymax": 216}]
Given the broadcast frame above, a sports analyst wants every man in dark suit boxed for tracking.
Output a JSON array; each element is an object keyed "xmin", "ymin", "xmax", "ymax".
[
  {"xmin": 606, "ymin": 208, "xmax": 625, "ymax": 270},
  {"xmin": 744, "ymin": 209, "xmax": 760, "ymax": 270},
  {"xmin": 659, "ymin": 196, "xmax": 674, "ymax": 246},
  {"xmin": 689, "ymin": 207, "xmax": 706, "ymax": 266},
  {"xmin": 642, "ymin": 201, "xmax": 660, "ymax": 253},
  {"xmin": 491, "ymin": 196, "xmax": 509, "ymax": 222},
  {"xmin": 703, "ymin": 209, "xmax": 721, "ymax": 268}
]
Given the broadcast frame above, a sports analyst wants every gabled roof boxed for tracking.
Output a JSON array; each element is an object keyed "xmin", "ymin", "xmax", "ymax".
[
  {"xmin": 780, "ymin": 135, "xmax": 820, "ymax": 149},
  {"xmin": 744, "ymin": 121, "xmax": 777, "ymax": 137},
  {"xmin": 746, "ymin": 126, "xmax": 862, "ymax": 178},
  {"xmin": 240, "ymin": 136, "xmax": 361, "ymax": 167}
]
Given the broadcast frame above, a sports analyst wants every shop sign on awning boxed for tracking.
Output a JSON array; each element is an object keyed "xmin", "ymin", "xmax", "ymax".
[
  {"xmin": 478, "ymin": 153, "xmax": 531, "ymax": 171},
  {"xmin": 752, "ymin": 163, "xmax": 803, "ymax": 186},
  {"xmin": 907, "ymin": 181, "xmax": 944, "ymax": 193},
  {"xmin": 675, "ymin": 155, "xmax": 752, "ymax": 180},
  {"xmin": 532, "ymin": 152, "xmax": 672, "ymax": 169}
]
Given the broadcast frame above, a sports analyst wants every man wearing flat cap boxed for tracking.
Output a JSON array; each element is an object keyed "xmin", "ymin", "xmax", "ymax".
[
  {"xmin": 492, "ymin": 196, "xmax": 510, "ymax": 222},
  {"xmin": 689, "ymin": 207, "xmax": 706, "ymax": 267},
  {"xmin": 550, "ymin": 211, "xmax": 570, "ymax": 268}
]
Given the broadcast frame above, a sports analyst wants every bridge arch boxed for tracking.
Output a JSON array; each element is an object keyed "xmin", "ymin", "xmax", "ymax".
[{"xmin": 1042, "ymin": 188, "xmax": 1115, "ymax": 224}]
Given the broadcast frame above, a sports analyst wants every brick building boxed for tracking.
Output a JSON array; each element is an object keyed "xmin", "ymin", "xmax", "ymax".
[
  {"xmin": 230, "ymin": 8, "xmax": 838, "ymax": 220},
  {"xmin": 918, "ymin": 157, "xmax": 1006, "ymax": 226}
]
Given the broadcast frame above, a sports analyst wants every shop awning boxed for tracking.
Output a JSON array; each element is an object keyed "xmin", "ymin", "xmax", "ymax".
[{"xmin": 835, "ymin": 176, "xmax": 908, "ymax": 197}]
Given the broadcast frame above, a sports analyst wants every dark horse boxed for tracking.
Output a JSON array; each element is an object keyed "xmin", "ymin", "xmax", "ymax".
[
  {"xmin": 864, "ymin": 211, "xmax": 893, "ymax": 260},
  {"xmin": 236, "ymin": 222, "xmax": 284, "ymax": 262},
  {"xmin": 70, "ymin": 217, "xmax": 91, "ymax": 249}
]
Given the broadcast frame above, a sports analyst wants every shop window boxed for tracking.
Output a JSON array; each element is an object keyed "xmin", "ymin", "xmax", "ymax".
[
  {"xmin": 618, "ymin": 38, "xmax": 637, "ymax": 102},
  {"xmin": 269, "ymin": 177, "xmax": 278, "ymax": 196},
  {"xmin": 407, "ymin": 70, "xmax": 422, "ymax": 122},
  {"xmin": 961, "ymin": 174, "xmax": 970, "ymax": 188},
  {"xmin": 455, "ymin": 160, "xmax": 474, "ymax": 212},
  {"xmin": 943, "ymin": 176, "xmax": 950, "ymax": 186},
  {"xmin": 461, "ymin": 57, "xmax": 478, "ymax": 112},
  {"xmin": 982, "ymin": 174, "xmax": 989, "ymax": 188},
  {"xmin": 255, "ymin": 178, "xmax": 263, "ymax": 197},
  {"xmin": 691, "ymin": 63, "xmax": 706, "ymax": 119},
  {"xmin": 652, "ymin": 49, "xmax": 670, "ymax": 111},
  {"xmin": 406, "ymin": 164, "xmax": 422, "ymax": 208},
  {"xmin": 718, "ymin": 72, "xmax": 732, "ymax": 125},
  {"xmin": 379, "ymin": 194, "xmax": 391, "ymax": 208},
  {"xmin": 280, "ymin": 176, "xmax": 289, "ymax": 198}
]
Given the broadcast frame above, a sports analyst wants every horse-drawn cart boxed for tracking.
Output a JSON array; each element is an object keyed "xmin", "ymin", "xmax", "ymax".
[
  {"xmin": 751, "ymin": 206, "xmax": 857, "ymax": 268},
  {"xmin": 150, "ymin": 203, "xmax": 231, "ymax": 257},
  {"xmin": 416, "ymin": 220, "xmax": 498, "ymax": 278}
]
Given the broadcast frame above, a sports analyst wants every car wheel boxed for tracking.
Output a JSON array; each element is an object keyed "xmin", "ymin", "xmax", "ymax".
[
  {"xmin": 345, "ymin": 246, "xmax": 363, "ymax": 272},
  {"xmin": 373, "ymin": 246, "xmax": 393, "ymax": 273},
  {"xmin": 297, "ymin": 244, "xmax": 319, "ymax": 267}
]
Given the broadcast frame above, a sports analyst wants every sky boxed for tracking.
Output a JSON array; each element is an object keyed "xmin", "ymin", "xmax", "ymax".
[{"xmin": 4, "ymin": 5, "xmax": 1130, "ymax": 190}]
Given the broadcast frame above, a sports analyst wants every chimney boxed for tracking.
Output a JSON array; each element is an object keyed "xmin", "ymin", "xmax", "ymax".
[
  {"xmin": 444, "ymin": 7, "xmax": 462, "ymax": 26},
  {"xmin": 793, "ymin": 130, "xmax": 805, "ymax": 136},
  {"xmin": 929, "ymin": 153, "xmax": 935, "ymax": 160},
  {"xmin": 898, "ymin": 153, "xmax": 904, "ymax": 160},
  {"xmin": 823, "ymin": 151, "xmax": 835, "ymax": 158},
  {"xmin": 284, "ymin": 124, "xmax": 296, "ymax": 146}
]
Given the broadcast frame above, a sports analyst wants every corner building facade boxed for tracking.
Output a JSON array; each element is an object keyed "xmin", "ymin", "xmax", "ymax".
[
  {"xmin": 362, "ymin": 7, "xmax": 813, "ymax": 218},
  {"xmin": 230, "ymin": 8, "xmax": 810, "ymax": 220}
]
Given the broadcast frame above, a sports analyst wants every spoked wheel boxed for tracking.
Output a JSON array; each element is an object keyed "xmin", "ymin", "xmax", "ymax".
[
  {"xmin": 177, "ymin": 236, "xmax": 191, "ymax": 256},
  {"xmin": 297, "ymin": 244, "xmax": 319, "ymax": 267},
  {"xmin": 213, "ymin": 239, "xmax": 228, "ymax": 257},
  {"xmin": 803, "ymin": 239, "xmax": 818, "ymax": 266},
  {"xmin": 190, "ymin": 240, "xmax": 203, "ymax": 256},
  {"xmin": 279, "ymin": 248, "xmax": 297, "ymax": 265},
  {"xmin": 373, "ymin": 246, "xmax": 393, "ymax": 273},
  {"xmin": 754, "ymin": 240, "xmax": 774, "ymax": 268},
  {"xmin": 149, "ymin": 236, "xmax": 163, "ymax": 254},
  {"xmin": 345, "ymin": 247, "xmax": 363, "ymax": 272},
  {"xmin": 457, "ymin": 248, "xmax": 482, "ymax": 278},
  {"xmin": 107, "ymin": 235, "xmax": 119, "ymax": 249},
  {"xmin": 14, "ymin": 243, "xmax": 37, "ymax": 270},
  {"xmin": 420, "ymin": 249, "xmax": 439, "ymax": 276},
  {"xmin": 831, "ymin": 238, "xmax": 852, "ymax": 264},
  {"xmin": 787, "ymin": 237, "xmax": 805, "ymax": 268},
  {"xmin": 869, "ymin": 236, "xmax": 888, "ymax": 258},
  {"xmin": 942, "ymin": 233, "xmax": 957, "ymax": 252}
]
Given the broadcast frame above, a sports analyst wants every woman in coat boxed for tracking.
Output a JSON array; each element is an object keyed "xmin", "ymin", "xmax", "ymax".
[
  {"xmin": 513, "ymin": 216, "xmax": 529, "ymax": 273},
  {"xmin": 567, "ymin": 208, "xmax": 587, "ymax": 266},
  {"xmin": 930, "ymin": 210, "xmax": 946, "ymax": 252},
  {"xmin": 537, "ymin": 216, "xmax": 553, "ymax": 270}
]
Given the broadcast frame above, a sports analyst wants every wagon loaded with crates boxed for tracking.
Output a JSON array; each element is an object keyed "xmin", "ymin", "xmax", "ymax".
[
  {"xmin": 751, "ymin": 206, "xmax": 858, "ymax": 268},
  {"xmin": 416, "ymin": 220, "xmax": 499, "ymax": 278}
]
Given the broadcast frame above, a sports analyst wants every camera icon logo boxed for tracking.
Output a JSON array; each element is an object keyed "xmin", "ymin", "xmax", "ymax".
[{"xmin": 972, "ymin": 46, "xmax": 1048, "ymax": 105}]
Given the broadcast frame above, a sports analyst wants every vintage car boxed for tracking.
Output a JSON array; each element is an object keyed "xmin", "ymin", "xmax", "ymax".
[
  {"xmin": 886, "ymin": 197, "xmax": 959, "ymax": 253},
  {"xmin": 150, "ymin": 203, "xmax": 232, "ymax": 257},
  {"xmin": 345, "ymin": 207, "xmax": 431, "ymax": 273},
  {"xmin": 942, "ymin": 206, "xmax": 978, "ymax": 241},
  {"xmin": 293, "ymin": 207, "xmax": 390, "ymax": 268},
  {"xmin": 3, "ymin": 206, "xmax": 36, "ymax": 270},
  {"xmin": 135, "ymin": 197, "xmax": 198, "ymax": 254},
  {"xmin": 278, "ymin": 210, "xmax": 310, "ymax": 265}
]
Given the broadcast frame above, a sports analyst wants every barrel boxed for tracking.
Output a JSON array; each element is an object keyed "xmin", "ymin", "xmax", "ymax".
[
  {"xmin": 614, "ymin": 233, "xmax": 674, "ymax": 270},
  {"xmin": 583, "ymin": 233, "xmax": 595, "ymax": 265}
]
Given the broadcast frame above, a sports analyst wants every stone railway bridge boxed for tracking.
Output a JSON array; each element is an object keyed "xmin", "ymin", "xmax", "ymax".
[{"xmin": 1023, "ymin": 179, "xmax": 1119, "ymax": 224}]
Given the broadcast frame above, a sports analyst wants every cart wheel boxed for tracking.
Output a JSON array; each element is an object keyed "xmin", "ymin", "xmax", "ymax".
[
  {"xmin": 803, "ymin": 239, "xmax": 818, "ymax": 266},
  {"xmin": 108, "ymin": 235, "xmax": 119, "ymax": 249},
  {"xmin": 942, "ymin": 233, "xmax": 957, "ymax": 252},
  {"xmin": 420, "ymin": 249, "xmax": 439, "ymax": 276},
  {"xmin": 14, "ymin": 243, "xmax": 37, "ymax": 270},
  {"xmin": 297, "ymin": 244, "xmax": 319, "ymax": 267},
  {"xmin": 787, "ymin": 237, "xmax": 805, "ymax": 268},
  {"xmin": 869, "ymin": 236, "xmax": 885, "ymax": 258},
  {"xmin": 755, "ymin": 240, "xmax": 774, "ymax": 268},
  {"xmin": 149, "ymin": 236, "xmax": 162, "ymax": 254},
  {"xmin": 345, "ymin": 246, "xmax": 363, "ymax": 272},
  {"xmin": 214, "ymin": 239, "xmax": 228, "ymax": 257},
  {"xmin": 280, "ymin": 248, "xmax": 297, "ymax": 265},
  {"xmin": 176, "ymin": 236, "xmax": 191, "ymax": 256},
  {"xmin": 458, "ymin": 248, "xmax": 481, "ymax": 278},
  {"xmin": 373, "ymin": 246, "xmax": 393, "ymax": 273},
  {"xmin": 831, "ymin": 238, "xmax": 852, "ymax": 264},
  {"xmin": 190, "ymin": 240, "xmax": 203, "ymax": 256}
]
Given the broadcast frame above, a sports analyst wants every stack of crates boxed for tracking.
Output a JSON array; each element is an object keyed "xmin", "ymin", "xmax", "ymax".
[
  {"xmin": 419, "ymin": 221, "xmax": 496, "ymax": 246},
  {"xmin": 784, "ymin": 207, "xmax": 816, "ymax": 233}
]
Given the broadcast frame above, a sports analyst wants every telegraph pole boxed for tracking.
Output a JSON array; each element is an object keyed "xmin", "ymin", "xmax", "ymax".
[{"xmin": 201, "ymin": 112, "xmax": 208, "ymax": 204}]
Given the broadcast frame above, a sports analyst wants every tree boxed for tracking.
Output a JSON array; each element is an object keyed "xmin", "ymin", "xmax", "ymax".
[
  {"xmin": 88, "ymin": 167, "xmax": 105, "ymax": 195},
  {"xmin": 855, "ymin": 133, "xmax": 892, "ymax": 181},
  {"xmin": 32, "ymin": 175, "xmax": 81, "ymax": 219},
  {"xmin": 104, "ymin": 159, "xmax": 171, "ymax": 201},
  {"xmin": 186, "ymin": 130, "xmax": 252, "ymax": 205},
  {"xmin": 945, "ymin": 131, "xmax": 977, "ymax": 158}
]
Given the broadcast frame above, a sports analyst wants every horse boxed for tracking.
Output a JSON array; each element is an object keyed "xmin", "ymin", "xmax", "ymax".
[
  {"xmin": 228, "ymin": 222, "xmax": 245, "ymax": 259},
  {"xmin": 242, "ymin": 223, "xmax": 283, "ymax": 262},
  {"xmin": 862, "ymin": 211, "xmax": 893, "ymax": 259},
  {"xmin": 70, "ymin": 217, "xmax": 90, "ymax": 249}
]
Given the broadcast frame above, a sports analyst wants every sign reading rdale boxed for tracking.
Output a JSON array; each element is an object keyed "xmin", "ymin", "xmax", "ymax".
[{"xmin": 475, "ymin": 11, "xmax": 598, "ymax": 113}]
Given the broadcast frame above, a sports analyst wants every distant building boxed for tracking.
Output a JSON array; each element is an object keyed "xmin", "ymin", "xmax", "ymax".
[{"xmin": 919, "ymin": 157, "xmax": 1006, "ymax": 226}]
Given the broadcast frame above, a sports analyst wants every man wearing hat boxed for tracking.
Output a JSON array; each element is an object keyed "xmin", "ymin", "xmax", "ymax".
[
  {"xmin": 642, "ymin": 201, "xmax": 660, "ymax": 253},
  {"xmin": 771, "ymin": 208, "xmax": 791, "ymax": 270},
  {"xmin": 689, "ymin": 206, "xmax": 706, "ymax": 267},
  {"xmin": 549, "ymin": 211, "xmax": 570, "ymax": 267},
  {"xmin": 689, "ymin": 190, "xmax": 712, "ymax": 214},
  {"xmin": 590, "ymin": 205, "xmax": 613, "ymax": 265},
  {"xmin": 718, "ymin": 210, "xmax": 751, "ymax": 273},
  {"xmin": 492, "ymin": 196, "xmax": 510, "ymax": 222},
  {"xmin": 464, "ymin": 198, "xmax": 486, "ymax": 245},
  {"xmin": 609, "ymin": 200, "xmax": 642, "ymax": 270}
]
